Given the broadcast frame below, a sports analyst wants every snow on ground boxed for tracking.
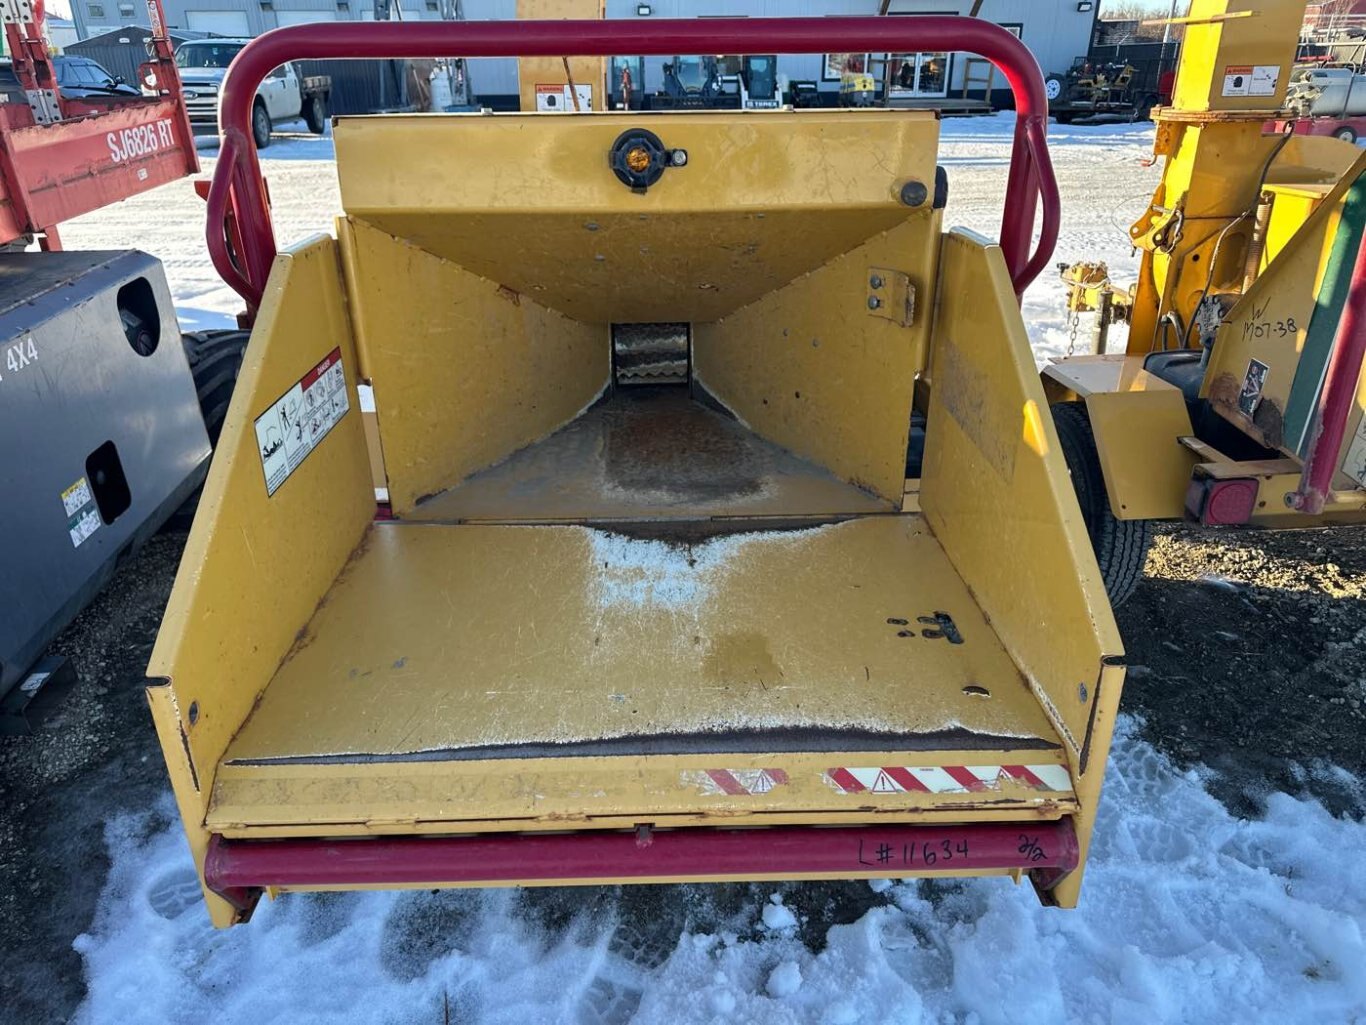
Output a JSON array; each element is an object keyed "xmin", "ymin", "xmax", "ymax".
[
  {"xmin": 71, "ymin": 719, "xmax": 1366, "ymax": 1025},
  {"xmin": 59, "ymin": 113, "xmax": 1366, "ymax": 1023}
]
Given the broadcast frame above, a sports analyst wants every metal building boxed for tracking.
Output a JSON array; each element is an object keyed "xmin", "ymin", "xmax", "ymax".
[{"xmin": 65, "ymin": 0, "xmax": 1097, "ymax": 111}]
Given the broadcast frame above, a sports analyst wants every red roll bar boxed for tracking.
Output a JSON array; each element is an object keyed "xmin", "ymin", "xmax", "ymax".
[
  {"xmin": 208, "ymin": 16, "xmax": 1060, "ymax": 317},
  {"xmin": 204, "ymin": 819, "xmax": 1080, "ymax": 916}
]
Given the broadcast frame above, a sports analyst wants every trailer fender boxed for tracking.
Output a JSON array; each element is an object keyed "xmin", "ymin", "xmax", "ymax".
[{"xmin": 1042, "ymin": 356, "xmax": 1197, "ymax": 521}]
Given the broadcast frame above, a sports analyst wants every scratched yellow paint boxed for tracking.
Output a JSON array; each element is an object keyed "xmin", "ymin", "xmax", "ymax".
[
  {"xmin": 147, "ymin": 235, "xmax": 376, "ymax": 926},
  {"xmin": 922, "ymin": 230, "xmax": 1125, "ymax": 908}
]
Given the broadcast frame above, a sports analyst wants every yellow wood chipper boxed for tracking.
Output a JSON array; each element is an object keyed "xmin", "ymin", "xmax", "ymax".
[
  {"xmin": 146, "ymin": 16, "xmax": 1124, "ymax": 927},
  {"xmin": 1051, "ymin": 0, "xmax": 1366, "ymax": 605}
]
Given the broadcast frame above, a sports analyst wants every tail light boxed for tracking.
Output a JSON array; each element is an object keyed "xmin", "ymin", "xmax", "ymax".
[{"xmin": 1185, "ymin": 476, "xmax": 1258, "ymax": 526}]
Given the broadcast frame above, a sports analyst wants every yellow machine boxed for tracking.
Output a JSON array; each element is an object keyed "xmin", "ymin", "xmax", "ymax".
[
  {"xmin": 148, "ymin": 87, "xmax": 1125, "ymax": 925},
  {"xmin": 1052, "ymin": 0, "xmax": 1366, "ymax": 604},
  {"xmin": 839, "ymin": 70, "xmax": 877, "ymax": 107}
]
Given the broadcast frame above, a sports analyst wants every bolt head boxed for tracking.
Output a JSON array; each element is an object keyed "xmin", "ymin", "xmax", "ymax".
[{"xmin": 867, "ymin": 296, "xmax": 882, "ymax": 310}]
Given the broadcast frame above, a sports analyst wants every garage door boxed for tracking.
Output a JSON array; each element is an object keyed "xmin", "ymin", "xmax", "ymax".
[
  {"xmin": 274, "ymin": 10, "xmax": 339, "ymax": 26},
  {"xmin": 185, "ymin": 10, "xmax": 252, "ymax": 35}
]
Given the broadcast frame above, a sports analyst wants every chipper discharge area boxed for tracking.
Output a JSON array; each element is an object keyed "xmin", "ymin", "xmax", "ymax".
[{"xmin": 146, "ymin": 18, "xmax": 1124, "ymax": 927}]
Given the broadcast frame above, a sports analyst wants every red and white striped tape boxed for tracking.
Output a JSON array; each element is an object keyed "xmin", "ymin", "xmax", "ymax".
[
  {"xmin": 684, "ymin": 768, "xmax": 790, "ymax": 796},
  {"xmin": 824, "ymin": 764, "xmax": 1071, "ymax": 795}
]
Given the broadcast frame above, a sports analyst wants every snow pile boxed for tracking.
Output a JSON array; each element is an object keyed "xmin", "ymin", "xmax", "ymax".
[{"xmin": 73, "ymin": 718, "xmax": 1366, "ymax": 1025}]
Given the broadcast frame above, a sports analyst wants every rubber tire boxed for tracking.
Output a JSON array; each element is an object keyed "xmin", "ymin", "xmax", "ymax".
[
  {"xmin": 166, "ymin": 330, "xmax": 250, "ymax": 530},
  {"xmin": 1050, "ymin": 401, "xmax": 1152, "ymax": 607},
  {"xmin": 252, "ymin": 100, "xmax": 272, "ymax": 149},
  {"xmin": 304, "ymin": 94, "xmax": 327, "ymax": 135},
  {"xmin": 1335, "ymin": 125, "xmax": 1358, "ymax": 143},
  {"xmin": 184, "ymin": 329, "xmax": 249, "ymax": 446},
  {"xmin": 1054, "ymin": 110, "xmax": 1076, "ymax": 125}
]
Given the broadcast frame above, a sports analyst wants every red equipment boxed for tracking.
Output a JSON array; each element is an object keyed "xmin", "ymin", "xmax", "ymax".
[
  {"xmin": 204, "ymin": 821, "xmax": 1081, "ymax": 914},
  {"xmin": 0, "ymin": 0, "xmax": 197, "ymax": 248},
  {"xmin": 202, "ymin": 16, "xmax": 1061, "ymax": 320}
]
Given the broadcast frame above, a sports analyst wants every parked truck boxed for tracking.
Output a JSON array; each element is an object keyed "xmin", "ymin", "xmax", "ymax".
[{"xmin": 173, "ymin": 38, "xmax": 330, "ymax": 147}]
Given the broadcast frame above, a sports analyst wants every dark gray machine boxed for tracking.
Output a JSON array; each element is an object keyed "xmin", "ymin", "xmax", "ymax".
[{"xmin": 0, "ymin": 251, "xmax": 240, "ymax": 729}]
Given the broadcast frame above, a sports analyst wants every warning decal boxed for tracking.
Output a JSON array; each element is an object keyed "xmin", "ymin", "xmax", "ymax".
[
  {"xmin": 254, "ymin": 347, "xmax": 349, "ymax": 496},
  {"xmin": 824, "ymin": 764, "xmax": 1072, "ymax": 795},
  {"xmin": 1239, "ymin": 358, "xmax": 1270, "ymax": 417},
  {"xmin": 683, "ymin": 768, "xmax": 790, "ymax": 796},
  {"xmin": 1345, "ymin": 414, "xmax": 1366, "ymax": 488},
  {"xmin": 61, "ymin": 476, "xmax": 101, "ymax": 549},
  {"xmin": 1223, "ymin": 64, "xmax": 1280, "ymax": 97}
]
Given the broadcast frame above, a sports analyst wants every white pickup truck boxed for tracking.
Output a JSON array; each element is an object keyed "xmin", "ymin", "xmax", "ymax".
[{"xmin": 173, "ymin": 38, "xmax": 330, "ymax": 148}]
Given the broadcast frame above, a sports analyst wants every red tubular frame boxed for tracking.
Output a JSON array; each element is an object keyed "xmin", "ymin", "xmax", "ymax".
[
  {"xmin": 1293, "ymin": 226, "xmax": 1366, "ymax": 513},
  {"xmin": 204, "ymin": 820, "xmax": 1079, "ymax": 912},
  {"xmin": 208, "ymin": 16, "xmax": 1060, "ymax": 315}
]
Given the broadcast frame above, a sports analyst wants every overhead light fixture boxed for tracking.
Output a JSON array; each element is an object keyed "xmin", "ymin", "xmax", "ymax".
[
  {"xmin": 637, "ymin": 3, "xmax": 652, "ymax": 14},
  {"xmin": 1077, "ymin": 1, "xmax": 1093, "ymax": 9}
]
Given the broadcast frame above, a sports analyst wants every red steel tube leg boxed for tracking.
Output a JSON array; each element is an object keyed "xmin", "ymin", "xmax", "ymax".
[{"xmin": 1293, "ymin": 226, "xmax": 1366, "ymax": 513}]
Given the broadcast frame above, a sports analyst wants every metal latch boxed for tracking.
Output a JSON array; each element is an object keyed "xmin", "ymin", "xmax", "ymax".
[{"xmin": 866, "ymin": 268, "xmax": 915, "ymax": 328}]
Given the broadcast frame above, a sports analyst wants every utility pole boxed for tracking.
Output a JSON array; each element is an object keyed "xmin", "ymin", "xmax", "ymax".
[{"xmin": 1162, "ymin": 0, "xmax": 1181, "ymax": 45}]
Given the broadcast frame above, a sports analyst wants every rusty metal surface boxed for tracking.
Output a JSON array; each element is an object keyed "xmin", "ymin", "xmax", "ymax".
[{"xmin": 408, "ymin": 388, "xmax": 892, "ymax": 523}]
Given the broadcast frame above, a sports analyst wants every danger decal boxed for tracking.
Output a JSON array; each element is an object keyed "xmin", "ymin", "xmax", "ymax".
[
  {"xmin": 824, "ymin": 764, "xmax": 1071, "ymax": 795},
  {"xmin": 254, "ymin": 348, "xmax": 350, "ymax": 496}
]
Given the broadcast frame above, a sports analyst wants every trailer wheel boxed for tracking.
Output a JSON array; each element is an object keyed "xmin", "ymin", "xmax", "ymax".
[
  {"xmin": 166, "ymin": 330, "xmax": 250, "ymax": 530},
  {"xmin": 184, "ymin": 329, "xmax": 250, "ymax": 446},
  {"xmin": 252, "ymin": 100, "xmax": 272, "ymax": 150},
  {"xmin": 304, "ymin": 94, "xmax": 327, "ymax": 135},
  {"xmin": 1050, "ymin": 401, "xmax": 1152, "ymax": 607},
  {"xmin": 1054, "ymin": 110, "xmax": 1076, "ymax": 125},
  {"xmin": 1335, "ymin": 125, "xmax": 1358, "ymax": 143}
]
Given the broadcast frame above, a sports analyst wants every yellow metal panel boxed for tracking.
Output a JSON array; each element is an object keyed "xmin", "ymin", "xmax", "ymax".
[
  {"xmin": 921, "ymin": 229, "xmax": 1125, "ymax": 907},
  {"xmin": 516, "ymin": 0, "xmax": 603, "ymax": 113},
  {"xmin": 1086, "ymin": 390, "xmax": 1199, "ymax": 520},
  {"xmin": 224, "ymin": 517, "xmax": 1062, "ymax": 769},
  {"xmin": 208, "ymin": 749, "xmax": 1076, "ymax": 836},
  {"xmin": 332, "ymin": 112, "xmax": 939, "ymax": 324},
  {"xmin": 1042, "ymin": 355, "xmax": 1198, "ymax": 520},
  {"xmin": 341, "ymin": 217, "xmax": 608, "ymax": 517},
  {"xmin": 1205, "ymin": 155, "xmax": 1366, "ymax": 450},
  {"xmin": 1043, "ymin": 353, "xmax": 1184, "ymax": 398},
  {"xmin": 694, "ymin": 217, "xmax": 940, "ymax": 503},
  {"xmin": 146, "ymin": 235, "xmax": 376, "ymax": 926},
  {"xmin": 1171, "ymin": 0, "xmax": 1302, "ymax": 113}
]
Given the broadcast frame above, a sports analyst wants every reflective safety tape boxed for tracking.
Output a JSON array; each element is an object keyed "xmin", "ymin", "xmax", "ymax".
[{"xmin": 824, "ymin": 764, "xmax": 1072, "ymax": 795}]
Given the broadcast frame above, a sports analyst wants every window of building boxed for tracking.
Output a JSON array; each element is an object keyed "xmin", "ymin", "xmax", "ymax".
[{"xmin": 88, "ymin": 3, "xmax": 105, "ymax": 18}]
